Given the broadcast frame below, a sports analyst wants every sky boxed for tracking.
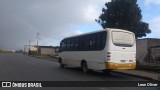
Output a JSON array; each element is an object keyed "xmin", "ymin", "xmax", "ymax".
[{"xmin": 0, "ymin": 0, "xmax": 160, "ymax": 50}]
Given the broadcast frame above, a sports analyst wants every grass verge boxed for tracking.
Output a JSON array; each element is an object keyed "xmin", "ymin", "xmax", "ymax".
[
  {"xmin": 0, "ymin": 50, "xmax": 14, "ymax": 54},
  {"xmin": 30, "ymin": 54, "xmax": 58, "ymax": 62}
]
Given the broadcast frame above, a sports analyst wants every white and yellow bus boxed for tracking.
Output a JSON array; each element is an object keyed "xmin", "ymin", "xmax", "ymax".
[{"xmin": 58, "ymin": 28, "xmax": 136, "ymax": 73}]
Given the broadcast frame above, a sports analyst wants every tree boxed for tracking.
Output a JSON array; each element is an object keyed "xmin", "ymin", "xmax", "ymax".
[{"xmin": 95, "ymin": 0, "xmax": 151, "ymax": 38}]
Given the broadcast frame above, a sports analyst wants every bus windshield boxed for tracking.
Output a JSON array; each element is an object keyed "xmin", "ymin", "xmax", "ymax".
[{"xmin": 112, "ymin": 31, "xmax": 135, "ymax": 47}]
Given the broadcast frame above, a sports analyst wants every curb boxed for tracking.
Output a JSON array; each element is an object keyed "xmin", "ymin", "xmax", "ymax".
[{"xmin": 111, "ymin": 70, "xmax": 159, "ymax": 81}]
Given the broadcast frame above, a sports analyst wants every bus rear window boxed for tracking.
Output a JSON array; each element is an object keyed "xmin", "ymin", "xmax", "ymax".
[{"xmin": 112, "ymin": 31, "xmax": 134, "ymax": 47}]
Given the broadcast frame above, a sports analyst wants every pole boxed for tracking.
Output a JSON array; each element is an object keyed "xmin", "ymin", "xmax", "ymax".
[
  {"xmin": 29, "ymin": 40, "xmax": 31, "ymax": 51},
  {"xmin": 24, "ymin": 45, "xmax": 25, "ymax": 54},
  {"xmin": 29, "ymin": 40, "xmax": 32, "ymax": 55},
  {"xmin": 24, "ymin": 45, "xmax": 27, "ymax": 54},
  {"xmin": 37, "ymin": 33, "xmax": 40, "ymax": 54}
]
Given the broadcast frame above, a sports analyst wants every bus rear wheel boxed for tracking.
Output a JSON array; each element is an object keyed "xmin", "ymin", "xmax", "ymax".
[{"xmin": 81, "ymin": 62, "xmax": 88, "ymax": 73}]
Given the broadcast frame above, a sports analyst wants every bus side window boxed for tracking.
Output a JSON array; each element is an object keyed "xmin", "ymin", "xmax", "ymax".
[
  {"xmin": 66, "ymin": 40, "xmax": 70, "ymax": 51},
  {"xmin": 70, "ymin": 39, "xmax": 74, "ymax": 51},
  {"xmin": 84, "ymin": 35, "xmax": 89, "ymax": 51},
  {"xmin": 73, "ymin": 38, "xmax": 76, "ymax": 51},
  {"xmin": 61, "ymin": 41, "xmax": 66, "ymax": 52},
  {"xmin": 75, "ymin": 38, "xmax": 79, "ymax": 51},
  {"xmin": 101, "ymin": 31, "xmax": 107, "ymax": 50},
  {"xmin": 96, "ymin": 33, "xmax": 101, "ymax": 50},
  {"xmin": 79, "ymin": 36, "xmax": 84, "ymax": 51},
  {"xmin": 89, "ymin": 34, "xmax": 96, "ymax": 50}
]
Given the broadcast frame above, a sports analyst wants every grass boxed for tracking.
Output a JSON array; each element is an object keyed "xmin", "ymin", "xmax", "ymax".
[
  {"xmin": 31, "ymin": 54, "xmax": 58, "ymax": 62},
  {"xmin": 0, "ymin": 50, "xmax": 14, "ymax": 54}
]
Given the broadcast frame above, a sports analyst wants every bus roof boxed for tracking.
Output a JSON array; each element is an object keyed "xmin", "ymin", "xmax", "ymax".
[{"xmin": 62, "ymin": 28, "xmax": 134, "ymax": 40}]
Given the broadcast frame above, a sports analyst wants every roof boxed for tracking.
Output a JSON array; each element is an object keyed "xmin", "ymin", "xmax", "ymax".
[
  {"xmin": 34, "ymin": 46, "xmax": 59, "ymax": 48},
  {"xmin": 137, "ymin": 38, "xmax": 160, "ymax": 40},
  {"xmin": 62, "ymin": 28, "xmax": 134, "ymax": 40}
]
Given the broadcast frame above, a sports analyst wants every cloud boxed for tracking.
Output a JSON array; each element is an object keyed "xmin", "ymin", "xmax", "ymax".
[
  {"xmin": 0, "ymin": 0, "xmax": 110, "ymax": 50},
  {"xmin": 83, "ymin": 5, "xmax": 99, "ymax": 22},
  {"xmin": 144, "ymin": 0, "xmax": 160, "ymax": 5},
  {"xmin": 146, "ymin": 15, "xmax": 160, "ymax": 38}
]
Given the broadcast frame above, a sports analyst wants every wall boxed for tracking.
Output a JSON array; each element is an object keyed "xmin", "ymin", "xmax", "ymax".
[
  {"xmin": 40, "ymin": 48, "xmax": 55, "ymax": 55},
  {"xmin": 136, "ymin": 39, "xmax": 160, "ymax": 66}
]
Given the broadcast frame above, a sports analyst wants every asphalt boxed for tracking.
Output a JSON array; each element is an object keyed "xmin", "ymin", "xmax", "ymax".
[
  {"xmin": 112, "ymin": 69, "xmax": 160, "ymax": 81},
  {"xmin": 0, "ymin": 53, "xmax": 159, "ymax": 90},
  {"xmin": 0, "ymin": 53, "xmax": 145, "ymax": 81}
]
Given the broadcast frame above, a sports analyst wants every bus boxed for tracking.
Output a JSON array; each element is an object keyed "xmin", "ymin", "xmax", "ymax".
[{"xmin": 58, "ymin": 28, "xmax": 136, "ymax": 73}]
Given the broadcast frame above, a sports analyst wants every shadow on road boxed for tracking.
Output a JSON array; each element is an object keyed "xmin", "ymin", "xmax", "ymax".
[{"xmin": 56, "ymin": 66, "xmax": 141, "ymax": 81}]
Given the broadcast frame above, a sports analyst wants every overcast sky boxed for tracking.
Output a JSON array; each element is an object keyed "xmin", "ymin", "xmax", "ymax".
[{"xmin": 0, "ymin": 0, "xmax": 160, "ymax": 50}]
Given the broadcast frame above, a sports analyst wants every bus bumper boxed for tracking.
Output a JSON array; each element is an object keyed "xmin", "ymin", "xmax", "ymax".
[{"xmin": 105, "ymin": 62, "xmax": 136, "ymax": 70}]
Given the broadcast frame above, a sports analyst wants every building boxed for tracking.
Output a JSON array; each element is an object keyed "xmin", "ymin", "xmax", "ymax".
[
  {"xmin": 136, "ymin": 38, "xmax": 160, "ymax": 67},
  {"xmin": 36, "ymin": 46, "xmax": 59, "ymax": 56},
  {"xmin": 28, "ymin": 47, "xmax": 37, "ymax": 55}
]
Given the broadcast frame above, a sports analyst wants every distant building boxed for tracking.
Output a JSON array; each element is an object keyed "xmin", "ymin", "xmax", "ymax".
[
  {"xmin": 28, "ymin": 47, "xmax": 37, "ymax": 55},
  {"xmin": 36, "ymin": 46, "xmax": 59, "ymax": 56}
]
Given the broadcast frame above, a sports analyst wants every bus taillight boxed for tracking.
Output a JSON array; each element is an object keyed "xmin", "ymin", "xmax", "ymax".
[{"xmin": 107, "ymin": 52, "xmax": 111, "ymax": 61}]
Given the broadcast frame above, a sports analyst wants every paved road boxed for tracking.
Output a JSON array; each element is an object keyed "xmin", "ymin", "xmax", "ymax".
[{"xmin": 0, "ymin": 54, "xmax": 159, "ymax": 90}]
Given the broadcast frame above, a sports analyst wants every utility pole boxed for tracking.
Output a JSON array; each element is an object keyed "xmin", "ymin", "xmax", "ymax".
[
  {"xmin": 24, "ymin": 45, "xmax": 26, "ymax": 54},
  {"xmin": 29, "ymin": 40, "xmax": 31, "ymax": 51},
  {"xmin": 29, "ymin": 40, "xmax": 32, "ymax": 55},
  {"xmin": 37, "ymin": 33, "xmax": 40, "ymax": 54},
  {"xmin": 24, "ymin": 45, "xmax": 27, "ymax": 54}
]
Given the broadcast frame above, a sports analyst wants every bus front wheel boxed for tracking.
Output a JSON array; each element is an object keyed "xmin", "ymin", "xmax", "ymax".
[
  {"xmin": 81, "ymin": 62, "xmax": 88, "ymax": 73},
  {"xmin": 59, "ymin": 59, "xmax": 64, "ymax": 68}
]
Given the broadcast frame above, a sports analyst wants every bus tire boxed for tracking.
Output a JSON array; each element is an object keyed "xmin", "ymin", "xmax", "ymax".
[
  {"xmin": 59, "ymin": 59, "xmax": 64, "ymax": 68},
  {"xmin": 81, "ymin": 61, "xmax": 88, "ymax": 73}
]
